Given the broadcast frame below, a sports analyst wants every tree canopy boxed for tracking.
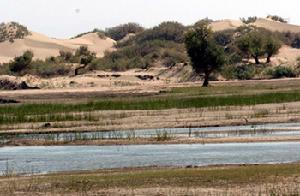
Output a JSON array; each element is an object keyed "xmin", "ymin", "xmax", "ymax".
[
  {"xmin": 235, "ymin": 28, "xmax": 281, "ymax": 64},
  {"xmin": 185, "ymin": 23, "xmax": 226, "ymax": 87}
]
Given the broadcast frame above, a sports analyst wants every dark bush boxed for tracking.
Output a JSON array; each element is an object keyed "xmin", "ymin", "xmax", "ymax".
[
  {"xmin": 29, "ymin": 60, "xmax": 70, "ymax": 77},
  {"xmin": 137, "ymin": 22, "xmax": 186, "ymax": 44},
  {"xmin": 291, "ymin": 35, "xmax": 300, "ymax": 48},
  {"xmin": 214, "ymin": 30, "xmax": 235, "ymax": 46},
  {"xmin": 240, "ymin": 17, "xmax": 257, "ymax": 24},
  {"xmin": 105, "ymin": 23, "xmax": 144, "ymax": 41},
  {"xmin": 234, "ymin": 64, "xmax": 256, "ymax": 80},
  {"xmin": 270, "ymin": 66, "xmax": 296, "ymax": 78},
  {"xmin": 267, "ymin": 15, "xmax": 288, "ymax": 23},
  {"xmin": 0, "ymin": 22, "xmax": 31, "ymax": 43},
  {"xmin": 9, "ymin": 50, "xmax": 33, "ymax": 73}
]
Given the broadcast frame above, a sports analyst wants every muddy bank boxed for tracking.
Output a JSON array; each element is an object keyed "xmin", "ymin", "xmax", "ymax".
[{"xmin": 3, "ymin": 136, "xmax": 300, "ymax": 147}]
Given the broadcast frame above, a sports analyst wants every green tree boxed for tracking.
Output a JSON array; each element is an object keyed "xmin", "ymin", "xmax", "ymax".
[
  {"xmin": 9, "ymin": 50, "xmax": 33, "ymax": 72},
  {"xmin": 236, "ymin": 28, "xmax": 281, "ymax": 64},
  {"xmin": 265, "ymin": 36, "xmax": 281, "ymax": 63},
  {"xmin": 236, "ymin": 31, "xmax": 265, "ymax": 64},
  {"xmin": 184, "ymin": 23, "xmax": 226, "ymax": 87}
]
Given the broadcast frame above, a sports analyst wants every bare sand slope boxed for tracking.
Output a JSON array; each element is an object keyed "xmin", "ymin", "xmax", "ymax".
[
  {"xmin": 210, "ymin": 18, "xmax": 300, "ymax": 33},
  {"xmin": 210, "ymin": 19, "xmax": 244, "ymax": 31},
  {"xmin": 273, "ymin": 45, "xmax": 300, "ymax": 66},
  {"xmin": 0, "ymin": 32, "xmax": 116, "ymax": 63},
  {"xmin": 253, "ymin": 18, "xmax": 300, "ymax": 33}
]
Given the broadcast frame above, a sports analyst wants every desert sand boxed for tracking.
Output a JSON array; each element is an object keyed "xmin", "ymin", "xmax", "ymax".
[{"xmin": 0, "ymin": 31, "xmax": 115, "ymax": 63}]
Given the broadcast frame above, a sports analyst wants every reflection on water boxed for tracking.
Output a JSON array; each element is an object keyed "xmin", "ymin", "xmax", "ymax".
[{"xmin": 0, "ymin": 142, "xmax": 300, "ymax": 175}]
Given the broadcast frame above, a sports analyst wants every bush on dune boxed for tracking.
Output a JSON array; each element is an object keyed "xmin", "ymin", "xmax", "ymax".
[
  {"xmin": 91, "ymin": 39, "xmax": 187, "ymax": 71},
  {"xmin": 91, "ymin": 22, "xmax": 188, "ymax": 71},
  {"xmin": 4, "ymin": 50, "xmax": 70, "ymax": 77},
  {"xmin": 9, "ymin": 50, "xmax": 33, "ymax": 73},
  {"xmin": 105, "ymin": 23, "xmax": 144, "ymax": 41}
]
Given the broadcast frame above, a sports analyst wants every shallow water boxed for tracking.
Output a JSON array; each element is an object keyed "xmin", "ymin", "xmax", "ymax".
[
  {"xmin": 2, "ymin": 122, "xmax": 300, "ymax": 142},
  {"xmin": 0, "ymin": 142, "xmax": 300, "ymax": 175}
]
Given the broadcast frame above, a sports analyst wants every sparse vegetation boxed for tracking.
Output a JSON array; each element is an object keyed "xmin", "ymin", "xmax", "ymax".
[
  {"xmin": 90, "ymin": 21, "xmax": 188, "ymax": 71},
  {"xmin": 240, "ymin": 16, "xmax": 257, "ymax": 24},
  {"xmin": 1, "ymin": 164, "xmax": 300, "ymax": 195},
  {"xmin": 0, "ymin": 22, "xmax": 31, "ymax": 43},
  {"xmin": 72, "ymin": 28, "xmax": 106, "ymax": 39},
  {"xmin": 0, "ymin": 46, "xmax": 97, "ymax": 77},
  {"xmin": 267, "ymin": 15, "xmax": 288, "ymax": 23}
]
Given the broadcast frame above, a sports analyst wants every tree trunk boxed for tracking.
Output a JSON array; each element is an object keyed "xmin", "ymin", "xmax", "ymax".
[
  {"xmin": 202, "ymin": 73, "xmax": 209, "ymax": 87},
  {"xmin": 266, "ymin": 56, "xmax": 271, "ymax": 63},
  {"xmin": 254, "ymin": 56, "xmax": 260, "ymax": 64},
  {"xmin": 74, "ymin": 64, "xmax": 88, "ymax": 76}
]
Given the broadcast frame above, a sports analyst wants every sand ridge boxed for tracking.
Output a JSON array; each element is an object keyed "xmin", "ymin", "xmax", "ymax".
[{"xmin": 0, "ymin": 31, "xmax": 116, "ymax": 63}]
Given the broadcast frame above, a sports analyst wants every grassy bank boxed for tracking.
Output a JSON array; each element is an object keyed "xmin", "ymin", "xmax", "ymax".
[
  {"xmin": 1, "ymin": 164, "xmax": 300, "ymax": 195},
  {"xmin": 1, "ymin": 91, "xmax": 300, "ymax": 118}
]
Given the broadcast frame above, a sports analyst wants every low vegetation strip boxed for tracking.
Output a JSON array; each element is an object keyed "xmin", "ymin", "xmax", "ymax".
[
  {"xmin": 2, "ymin": 91, "xmax": 300, "ymax": 115},
  {"xmin": 1, "ymin": 164, "xmax": 300, "ymax": 194}
]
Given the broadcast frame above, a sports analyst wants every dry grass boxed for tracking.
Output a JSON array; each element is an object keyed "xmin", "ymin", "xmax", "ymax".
[{"xmin": 1, "ymin": 164, "xmax": 300, "ymax": 195}]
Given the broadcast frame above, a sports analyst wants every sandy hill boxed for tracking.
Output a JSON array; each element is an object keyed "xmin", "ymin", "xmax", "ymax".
[
  {"xmin": 210, "ymin": 19, "xmax": 244, "ymax": 32},
  {"xmin": 0, "ymin": 26, "xmax": 116, "ymax": 63},
  {"xmin": 210, "ymin": 18, "xmax": 300, "ymax": 33},
  {"xmin": 252, "ymin": 18, "xmax": 300, "ymax": 33}
]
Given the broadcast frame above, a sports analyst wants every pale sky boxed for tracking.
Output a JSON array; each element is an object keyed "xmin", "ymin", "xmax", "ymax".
[{"xmin": 0, "ymin": 0, "xmax": 299, "ymax": 38}]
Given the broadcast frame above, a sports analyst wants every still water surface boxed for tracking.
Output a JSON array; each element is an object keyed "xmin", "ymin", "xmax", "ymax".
[{"xmin": 0, "ymin": 142, "xmax": 300, "ymax": 175}]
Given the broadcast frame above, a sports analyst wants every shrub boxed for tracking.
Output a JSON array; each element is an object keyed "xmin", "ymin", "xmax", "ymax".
[
  {"xmin": 270, "ymin": 66, "xmax": 296, "ymax": 78},
  {"xmin": 291, "ymin": 34, "xmax": 300, "ymax": 48},
  {"xmin": 59, "ymin": 50, "xmax": 73, "ymax": 62},
  {"xmin": 240, "ymin": 17, "xmax": 257, "ymax": 24},
  {"xmin": 297, "ymin": 57, "xmax": 300, "ymax": 67},
  {"xmin": 105, "ymin": 23, "xmax": 144, "ymax": 41},
  {"xmin": 267, "ymin": 15, "xmax": 288, "ymax": 23},
  {"xmin": 9, "ymin": 50, "xmax": 33, "ymax": 73},
  {"xmin": 29, "ymin": 60, "xmax": 70, "ymax": 77},
  {"xmin": 72, "ymin": 28, "xmax": 106, "ymax": 39},
  {"xmin": 214, "ymin": 29, "xmax": 235, "ymax": 46},
  {"xmin": 221, "ymin": 65, "xmax": 236, "ymax": 80},
  {"xmin": 234, "ymin": 64, "xmax": 256, "ymax": 80},
  {"xmin": 0, "ymin": 22, "xmax": 31, "ymax": 43},
  {"xmin": 91, "ymin": 40, "xmax": 187, "ymax": 71},
  {"xmin": 138, "ymin": 22, "xmax": 186, "ymax": 43}
]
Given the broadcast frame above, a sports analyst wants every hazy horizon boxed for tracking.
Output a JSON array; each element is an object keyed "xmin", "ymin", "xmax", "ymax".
[{"xmin": 1, "ymin": 0, "xmax": 299, "ymax": 38}]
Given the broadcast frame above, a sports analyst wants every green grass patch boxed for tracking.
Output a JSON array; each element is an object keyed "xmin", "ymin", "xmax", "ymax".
[{"xmin": 1, "ymin": 91, "xmax": 300, "ymax": 124}]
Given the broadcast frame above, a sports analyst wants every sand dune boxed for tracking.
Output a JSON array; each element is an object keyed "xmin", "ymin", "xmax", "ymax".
[
  {"xmin": 253, "ymin": 18, "xmax": 300, "ymax": 33},
  {"xmin": 210, "ymin": 19, "xmax": 244, "ymax": 31},
  {"xmin": 274, "ymin": 45, "xmax": 300, "ymax": 66},
  {"xmin": 2, "ymin": 18, "xmax": 300, "ymax": 64},
  {"xmin": 211, "ymin": 18, "xmax": 300, "ymax": 33},
  {"xmin": 0, "ymin": 32, "xmax": 116, "ymax": 63}
]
